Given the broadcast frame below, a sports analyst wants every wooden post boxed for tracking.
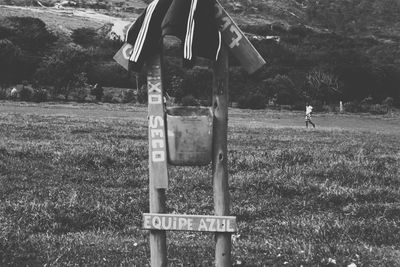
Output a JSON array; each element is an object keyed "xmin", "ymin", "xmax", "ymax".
[
  {"xmin": 212, "ymin": 45, "xmax": 231, "ymax": 266},
  {"xmin": 147, "ymin": 54, "xmax": 168, "ymax": 267}
]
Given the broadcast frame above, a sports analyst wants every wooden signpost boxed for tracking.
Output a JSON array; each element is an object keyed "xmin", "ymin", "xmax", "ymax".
[
  {"xmin": 114, "ymin": 1, "xmax": 266, "ymax": 266},
  {"xmin": 212, "ymin": 44, "xmax": 232, "ymax": 267},
  {"xmin": 146, "ymin": 54, "xmax": 168, "ymax": 267}
]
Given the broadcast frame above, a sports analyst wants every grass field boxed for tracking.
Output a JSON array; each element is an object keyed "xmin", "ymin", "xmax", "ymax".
[{"xmin": 0, "ymin": 101, "xmax": 399, "ymax": 266}]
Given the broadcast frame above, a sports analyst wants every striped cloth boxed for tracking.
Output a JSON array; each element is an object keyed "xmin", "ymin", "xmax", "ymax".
[{"xmin": 125, "ymin": 0, "xmax": 221, "ymax": 72}]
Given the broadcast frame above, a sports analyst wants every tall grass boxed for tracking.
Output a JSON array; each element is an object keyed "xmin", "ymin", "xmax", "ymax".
[{"xmin": 0, "ymin": 105, "xmax": 399, "ymax": 266}]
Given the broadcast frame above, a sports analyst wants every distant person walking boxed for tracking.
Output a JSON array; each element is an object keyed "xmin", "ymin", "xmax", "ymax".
[
  {"xmin": 305, "ymin": 104, "xmax": 315, "ymax": 128},
  {"xmin": 10, "ymin": 87, "xmax": 18, "ymax": 100}
]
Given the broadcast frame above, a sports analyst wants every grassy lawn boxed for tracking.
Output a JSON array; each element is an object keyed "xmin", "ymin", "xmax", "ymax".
[{"xmin": 1, "ymin": 101, "xmax": 399, "ymax": 266}]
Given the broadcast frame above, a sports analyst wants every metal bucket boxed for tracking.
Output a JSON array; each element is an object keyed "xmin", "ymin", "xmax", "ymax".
[{"xmin": 166, "ymin": 106, "xmax": 213, "ymax": 166}]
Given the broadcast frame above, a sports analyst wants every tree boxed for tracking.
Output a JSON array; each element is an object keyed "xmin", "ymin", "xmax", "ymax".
[
  {"xmin": 0, "ymin": 39, "xmax": 21, "ymax": 89},
  {"xmin": 180, "ymin": 67, "xmax": 213, "ymax": 102},
  {"xmin": 90, "ymin": 83, "xmax": 103, "ymax": 102},
  {"xmin": 71, "ymin": 27, "xmax": 98, "ymax": 48},
  {"xmin": 0, "ymin": 17, "xmax": 57, "ymax": 82},
  {"xmin": 35, "ymin": 44, "xmax": 91, "ymax": 99},
  {"xmin": 265, "ymin": 74, "xmax": 299, "ymax": 105},
  {"xmin": 1, "ymin": 17, "xmax": 56, "ymax": 53},
  {"xmin": 304, "ymin": 68, "xmax": 342, "ymax": 104}
]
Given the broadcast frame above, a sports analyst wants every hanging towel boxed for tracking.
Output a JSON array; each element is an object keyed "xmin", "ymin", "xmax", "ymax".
[{"xmin": 125, "ymin": 0, "xmax": 221, "ymax": 72}]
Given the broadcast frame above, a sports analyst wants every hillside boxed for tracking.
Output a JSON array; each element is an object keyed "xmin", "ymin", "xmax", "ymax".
[
  {"xmin": 0, "ymin": 5, "xmax": 137, "ymax": 38},
  {"xmin": 219, "ymin": 0, "xmax": 400, "ymax": 42},
  {"xmin": 1, "ymin": 0, "xmax": 399, "ymax": 107},
  {"xmin": 1, "ymin": 0, "xmax": 400, "ymax": 42}
]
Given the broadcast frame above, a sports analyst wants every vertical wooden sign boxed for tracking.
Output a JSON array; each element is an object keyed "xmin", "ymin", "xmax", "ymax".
[
  {"xmin": 212, "ymin": 45, "xmax": 231, "ymax": 267},
  {"xmin": 147, "ymin": 54, "xmax": 168, "ymax": 267},
  {"xmin": 147, "ymin": 55, "xmax": 169, "ymax": 189}
]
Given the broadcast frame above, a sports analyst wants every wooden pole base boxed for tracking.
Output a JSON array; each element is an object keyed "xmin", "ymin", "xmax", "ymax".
[{"xmin": 212, "ymin": 45, "xmax": 231, "ymax": 267}]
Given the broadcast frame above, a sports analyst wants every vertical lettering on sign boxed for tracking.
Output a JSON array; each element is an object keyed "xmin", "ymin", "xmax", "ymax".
[
  {"xmin": 147, "ymin": 55, "xmax": 168, "ymax": 189},
  {"xmin": 229, "ymin": 27, "xmax": 242, "ymax": 48}
]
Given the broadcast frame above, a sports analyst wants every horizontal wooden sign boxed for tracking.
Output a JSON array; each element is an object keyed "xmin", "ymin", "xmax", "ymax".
[
  {"xmin": 113, "ymin": 1, "xmax": 265, "ymax": 74},
  {"xmin": 143, "ymin": 213, "xmax": 237, "ymax": 232}
]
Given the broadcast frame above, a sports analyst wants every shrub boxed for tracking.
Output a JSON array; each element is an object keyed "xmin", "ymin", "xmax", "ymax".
[
  {"xmin": 102, "ymin": 92, "xmax": 114, "ymax": 103},
  {"xmin": 122, "ymin": 89, "xmax": 136, "ymax": 103},
  {"xmin": 238, "ymin": 94, "xmax": 266, "ymax": 109},
  {"xmin": 361, "ymin": 96, "xmax": 373, "ymax": 105},
  {"xmin": 369, "ymin": 104, "xmax": 388, "ymax": 115},
  {"xmin": 0, "ymin": 89, "xmax": 7, "ymax": 100},
  {"xmin": 87, "ymin": 62, "xmax": 133, "ymax": 88},
  {"xmin": 32, "ymin": 89, "xmax": 48, "ymax": 102},
  {"xmin": 343, "ymin": 101, "xmax": 361, "ymax": 113},
  {"xmin": 19, "ymin": 87, "xmax": 32, "ymax": 101},
  {"xmin": 90, "ymin": 84, "xmax": 103, "ymax": 102},
  {"xmin": 343, "ymin": 101, "xmax": 389, "ymax": 114},
  {"xmin": 137, "ymin": 86, "xmax": 148, "ymax": 104},
  {"xmin": 71, "ymin": 28, "xmax": 98, "ymax": 47},
  {"xmin": 382, "ymin": 97, "xmax": 394, "ymax": 107},
  {"xmin": 265, "ymin": 74, "xmax": 298, "ymax": 105},
  {"xmin": 71, "ymin": 88, "xmax": 87, "ymax": 102},
  {"xmin": 181, "ymin": 95, "xmax": 199, "ymax": 106},
  {"xmin": 179, "ymin": 67, "xmax": 213, "ymax": 101}
]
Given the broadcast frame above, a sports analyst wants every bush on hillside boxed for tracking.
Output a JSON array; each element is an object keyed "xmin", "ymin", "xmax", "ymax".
[
  {"xmin": 265, "ymin": 74, "xmax": 299, "ymax": 105},
  {"xmin": 1, "ymin": 17, "xmax": 57, "ymax": 53},
  {"xmin": 19, "ymin": 86, "xmax": 32, "ymax": 101},
  {"xmin": 34, "ymin": 45, "xmax": 91, "ymax": 100},
  {"xmin": 382, "ymin": 97, "xmax": 394, "ymax": 107},
  {"xmin": 137, "ymin": 85, "xmax": 147, "ymax": 104},
  {"xmin": 71, "ymin": 88, "xmax": 87, "ymax": 102},
  {"xmin": 343, "ymin": 101, "xmax": 361, "ymax": 113},
  {"xmin": 238, "ymin": 94, "xmax": 266, "ymax": 109},
  {"xmin": 122, "ymin": 89, "xmax": 136, "ymax": 103},
  {"xmin": 181, "ymin": 95, "xmax": 199, "ymax": 106},
  {"xmin": 71, "ymin": 28, "xmax": 98, "ymax": 48},
  {"xmin": 369, "ymin": 104, "xmax": 389, "ymax": 115},
  {"xmin": 173, "ymin": 67, "xmax": 212, "ymax": 102},
  {"xmin": 102, "ymin": 92, "xmax": 114, "ymax": 103},
  {"xmin": 361, "ymin": 96, "xmax": 373, "ymax": 105},
  {"xmin": 0, "ymin": 39, "xmax": 21, "ymax": 88},
  {"xmin": 90, "ymin": 84, "xmax": 104, "ymax": 102},
  {"xmin": 87, "ymin": 62, "xmax": 131, "ymax": 88},
  {"xmin": 32, "ymin": 89, "xmax": 48, "ymax": 102},
  {"xmin": 0, "ymin": 89, "xmax": 7, "ymax": 100},
  {"xmin": 343, "ymin": 101, "xmax": 390, "ymax": 114}
]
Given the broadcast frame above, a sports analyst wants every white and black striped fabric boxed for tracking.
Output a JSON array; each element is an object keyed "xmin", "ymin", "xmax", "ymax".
[{"xmin": 125, "ymin": 0, "xmax": 221, "ymax": 72}]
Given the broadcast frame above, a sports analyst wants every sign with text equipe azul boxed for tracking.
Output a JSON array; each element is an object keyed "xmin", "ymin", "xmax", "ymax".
[{"xmin": 143, "ymin": 213, "xmax": 237, "ymax": 232}]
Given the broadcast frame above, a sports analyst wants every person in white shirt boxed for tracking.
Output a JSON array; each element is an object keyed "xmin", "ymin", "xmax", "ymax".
[
  {"xmin": 305, "ymin": 104, "xmax": 315, "ymax": 128},
  {"xmin": 10, "ymin": 87, "xmax": 18, "ymax": 99}
]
